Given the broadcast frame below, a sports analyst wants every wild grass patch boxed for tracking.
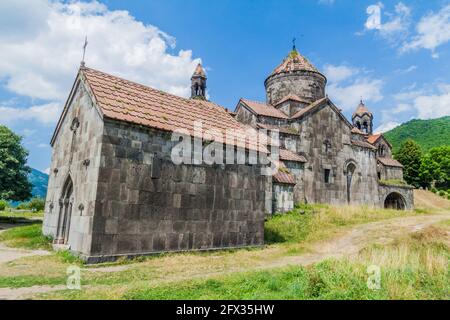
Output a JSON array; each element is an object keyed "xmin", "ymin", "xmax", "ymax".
[
  {"xmin": 265, "ymin": 203, "xmax": 426, "ymax": 244},
  {"xmin": 0, "ymin": 223, "xmax": 52, "ymax": 250}
]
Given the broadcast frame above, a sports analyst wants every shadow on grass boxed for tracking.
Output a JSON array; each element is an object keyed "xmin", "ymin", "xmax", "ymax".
[{"xmin": 0, "ymin": 216, "xmax": 42, "ymax": 231}]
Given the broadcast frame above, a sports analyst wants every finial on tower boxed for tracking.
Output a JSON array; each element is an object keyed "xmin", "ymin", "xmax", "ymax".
[
  {"xmin": 81, "ymin": 35, "xmax": 88, "ymax": 67},
  {"xmin": 191, "ymin": 63, "xmax": 207, "ymax": 100},
  {"xmin": 292, "ymin": 37, "xmax": 296, "ymax": 51}
]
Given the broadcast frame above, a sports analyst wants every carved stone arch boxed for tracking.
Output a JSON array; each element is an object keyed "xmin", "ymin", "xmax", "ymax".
[
  {"xmin": 344, "ymin": 160, "xmax": 357, "ymax": 204},
  {"xmin": 384, "ymin": 192, "xmax": 406, "ymax": 210},
  {"xmin": 55, "ymin": 175, "xmax": 74, "ymax": 245}
]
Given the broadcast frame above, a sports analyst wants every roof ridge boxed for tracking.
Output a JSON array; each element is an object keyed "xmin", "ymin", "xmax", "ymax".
[{"xmin": 82, "ymin": 66, "xmax": 197, "ymax": 106}]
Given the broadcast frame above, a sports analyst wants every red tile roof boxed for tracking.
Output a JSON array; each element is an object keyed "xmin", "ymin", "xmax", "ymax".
[
  {"xmin": 239, "ymin": 99, "xmax": 289, "ymax": 119},
  {"xmin": 80, "ymin": 67, "xmax": 263, "ymax": 152},
  {"xmin": 351, "ymin": 140, "xmax": 377, "ymax": 150},
  {"xmin": 291, "ymin": 97, "xmax": 328, "ymax": 119},
  {"xmin": 273, "ymin": 171, "xmax": 296, "ymax": 184},
  {"xmin": 279, "ymin": 149, "xmax": 307, "ymax": 163},
  {"xmin": 378, "ymin": 157, "xmax": 403, "ymax": 168},
  {"xmin": 274, "ymin": 94, "xmax": 309, "ymax": 106},
  {"xmin": 268, "ymin": 49, "xmax": 323, "ymax": 78},
  {"xmin": 353, "ymin": 100, "xmax": 372, "ymax": 117},
  {"xmin": 367, "ymin": 134, "xmax": 382, "ymax": 144}
]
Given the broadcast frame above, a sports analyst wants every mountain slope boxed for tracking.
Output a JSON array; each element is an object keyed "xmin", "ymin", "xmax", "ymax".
[
  {"xmin": 384, "ymin": 116, "xmax": 450, "ymax": 154},
  {"xmin": 28, "ymin": 168, "xmax": 49, "ymax": 199}
]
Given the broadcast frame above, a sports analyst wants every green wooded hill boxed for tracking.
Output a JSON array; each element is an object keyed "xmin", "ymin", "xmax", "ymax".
[
  {"xmin": 29, "ymin": 168, "xmax": 49, "ymax": 199},
  {"xmin": 384, "ymin": 116, "xmax": 450, "ymax": 154}
]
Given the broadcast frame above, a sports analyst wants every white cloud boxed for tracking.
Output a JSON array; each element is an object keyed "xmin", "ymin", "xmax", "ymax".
[
  {"xmin": 328, "ymin": 78, "xmax": 384, "ymax": 111},
  {"xmin": 37, "ymin": 143, "xmax": 50, "ymax": 148},
  {"xmin": 401, "ymin": 4, "xmax": 450, "ymax": 58},
  {"xmin": 44, "ymin": 167, "xmax": 50, "ymax": 175},
  {"xmin": 395, "ymin": 65, "xmax": 417, "ymax": 74},
  {"xmin": 0, "ymin": 0, "xmax": 200, "ymax": 106},
  {"xmin": 412, "ymin": 85, "xmax": 450, "ymax": 119},
  {"xmin": 364, "ymin": 2, "xmax": 411, "ymax": 42},
  {"xmin": 323, "ymin": 64, "xmax": 358, "ymax": 83},
  {"xmin": 0, "ymin": 102, "xmax": 62, "ymax": 125},
  {"xmin": 382, "ymin": 83, "xmax": 450, "ymax": 124},
  {"xmin": 324, "ymin": 63, "xmax": 384, "ymax": 111},
  {"xmin": 374, "ymin": 121, "xmax": 400, "ymax": 133}
]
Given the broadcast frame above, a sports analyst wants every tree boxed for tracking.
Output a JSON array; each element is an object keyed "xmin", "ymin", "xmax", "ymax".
[
  {"xmin": 419, "ymin": 146, "xmax": 450, "ymax": 189},
  {"xmin": 394, "ymin": 139, "xmax": 422, "ymax": 187},
  {"xmin": 0, "ymin": 125, "xmax": 32, "ymax": 201}
]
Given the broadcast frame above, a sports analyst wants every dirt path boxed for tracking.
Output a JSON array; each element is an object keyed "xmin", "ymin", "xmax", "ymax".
[
  {"xmin": 0, "ymin": 212, "xmax": 449, "ymax": 299},
  {"xmin": 263, "ymin": 213, "xmax": 450, "ymax": 269},
  {"xmin": 0, "ymin": 228, "xmax": 51, "ymax": 265}
]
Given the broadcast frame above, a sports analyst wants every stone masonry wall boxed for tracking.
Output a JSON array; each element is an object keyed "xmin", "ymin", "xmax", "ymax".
[
  {"xmin": 291, "ymin": 103, "xmax": 380, "ymax": 206},
  {"xmin": 43, "ymin": 81, "xmax": 103, "ymax": 254},
  {"xmin": 379, "ymin": 185, "xmax": 414, "ymax": 210},
  {"xmin": 265, "ymin": 71, "xmax": 326, "ymax": 105},
  {"xmin": 87, "ymin": 120, "xmax": 268, "ymax": 262}
]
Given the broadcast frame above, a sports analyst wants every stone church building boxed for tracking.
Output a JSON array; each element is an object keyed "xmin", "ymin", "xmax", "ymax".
[{"xmin": 43, "ymin": 47, "xmax": 413, "ymax": 262}]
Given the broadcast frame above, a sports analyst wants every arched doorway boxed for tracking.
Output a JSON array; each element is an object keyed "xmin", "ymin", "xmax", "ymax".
[
  {"xmin": 384, "ymin": 192, "xmax": 405, "ymax": 210},
  {"xmin": 346, "ymin": 162, "xmax": 356, "ymax": 204},
  {"xmin": 55, "ymin": 176, "xmax": 74, "ymax": 244}
]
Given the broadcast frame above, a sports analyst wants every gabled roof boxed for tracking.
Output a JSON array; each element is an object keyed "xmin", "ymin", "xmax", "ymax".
[
  {"xmin": 238, "ymin": 99, "xmax": 289, "ymax": 119},
  {"xmin": 273, "ymin": 171, "xmax": 296, "ymax": 185},
  {"xmin": 367, "ymin": 133, "xmax": 382, "ymax": 144},
  {"xmin": 274, "ymin": 94, "xmax": 309, "ymax": 106},
  {"xmin": 279, "ymin": 148, "xmax": 307, "ymax": 163},
  {"xmin": 290, "ymin": 97, "xmax": 353, "ymax": 129},
  {"xmin": 291, "ymin": 97, "xmax": 327, "ymax": 119},
  {"xmin": 367, "ymin": 133, "xmax": 392, "ymax": 148},
  {"xmin": 351, "ymin": 140, "xmax": 377, "ymax": 150},
  {"xmin": 52, "ymin": 67, "xmax": 263, "ymax": 152},
  {"xmin": 273, "ymin": 161, "xmax": 296, "ymax": 185},
  {"xmin": 378, "ymin": 157, "xmax": 403, "ymax": 168}
]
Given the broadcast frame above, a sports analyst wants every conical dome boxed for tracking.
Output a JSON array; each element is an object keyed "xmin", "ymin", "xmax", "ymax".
[
  {"xmin": 269, "ymin": 49, "xmax": 322, "ymax": 77},
  {"xmin": 265, "ymin": 48, "xmax": 327, "ymax": 106},
  {"xmin": 192, "ymin": 63, "xmax": 206, "ymax": 78},
  {"xmin": 353, "ymin": 100, "xmax": 372, "ymax": 117}
]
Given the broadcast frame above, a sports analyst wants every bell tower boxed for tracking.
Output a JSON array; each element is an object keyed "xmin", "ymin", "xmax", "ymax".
[
  {"xmin": 352, "ymin": 99, "xmax": 373, "ymax": 134},
  {"xmin": 191, "ymin": 63, "xmax": 207, "ymax": 100}
]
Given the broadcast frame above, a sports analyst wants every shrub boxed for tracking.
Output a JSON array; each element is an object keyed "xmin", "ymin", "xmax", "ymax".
[
  {"xmin": 437, "ymin": 190, "xmax": 446, "ymax": 197},
  {"xmin": 28, "ymin": 198, "xmax": 45, "ymax": 211},
  {"xmin": 0, "ymin": 200, "xmax": 8, "ymax": 211},
  {"xmin": 16, "ymin": 202, "xmax": 30, "ymax": 210},
  {"xmin": 431, "ymin": 187, "xmax": 437, "ymax": 194}
]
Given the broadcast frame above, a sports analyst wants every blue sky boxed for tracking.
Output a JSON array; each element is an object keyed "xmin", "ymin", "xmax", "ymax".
[{"xmin": 0, "ymin": 0, "xmax": 449, "ymax": 173}]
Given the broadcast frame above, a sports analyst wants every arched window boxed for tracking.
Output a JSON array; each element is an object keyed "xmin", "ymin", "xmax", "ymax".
[
  {"xmin": 362, "ymin": 121, "xmax": 368, "ymax": 133},
  {"xmin": 55, "ymin": 176, "xmax": 74, "ymax": 245},
  {"xmin": 346, "ymin": 162, "xmax": 356, "ymax": 203}
]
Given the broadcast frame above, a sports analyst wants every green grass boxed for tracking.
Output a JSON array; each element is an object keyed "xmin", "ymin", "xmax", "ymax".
[
  {"xmin": 0, "ymin": 222, "xmax": 52, "ymax": 250},
  {"xmin": 122, "ymin": 258, "xmax": 448, "ymax": 300},
  {"xmin": 120, "ymin": 226, "xmax": 450, "ymax": 300},
  {"xmin": 265, "ymin": 203, "xmax": 427, "ymax": 244},
  {"xmin": 379, "ymin": 179, "xmax": 409, "ymax": 187},
  {"xmin": 0, "ymin": 210, "xmax": 44, "ymax": 219},
  {"xmin": 0, "ymin": 275, "xmax": 66, "ymax": 289}
]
